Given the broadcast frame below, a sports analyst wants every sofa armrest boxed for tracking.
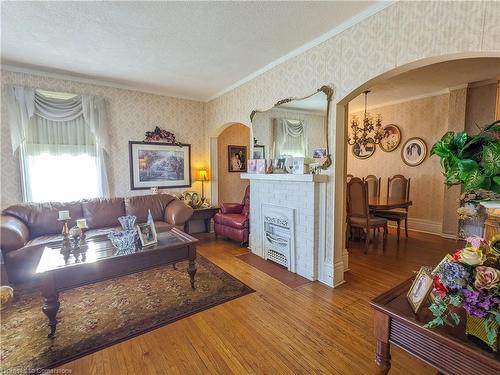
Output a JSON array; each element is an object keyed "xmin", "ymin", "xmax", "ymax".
[
  {"xmin": 1, "ymin": 215, "xmax": 29, "ymax": 253},
  {"xmin": 221, "ymin": 203, "xmax": 244, "ymax": 214},
  {"xmin": 164, "ymin": 199, "xmax": 194, "ymax": 226}
]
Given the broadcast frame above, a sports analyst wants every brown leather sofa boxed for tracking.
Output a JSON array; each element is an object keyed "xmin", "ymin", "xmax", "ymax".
[
  {"xmin": 0, "ymin": 194, "xmax": 193, "ymax": 284},
  {"xmin": 214, "ymin": 185, "xmax": 250, "ymax": 245}
]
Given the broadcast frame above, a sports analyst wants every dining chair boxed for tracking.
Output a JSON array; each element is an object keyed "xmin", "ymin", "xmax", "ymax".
[
  {"xmin": 363, "ymin": 175, "xmax": 381, "ymax": 201},
  {"xmin": 346, "ymin": 174, "xmax": 354, "ymax": 184},
  {"xmin": 346, "ymin": 177, "xmax": 388, "ymax": 253},
  {"xmin": 374, "ymin": 175, "xmax": 411, "ymax": 241}
]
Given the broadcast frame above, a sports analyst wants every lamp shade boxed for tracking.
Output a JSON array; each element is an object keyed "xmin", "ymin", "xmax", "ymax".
[{"xmin": 197, "ymin": 168, "xmax": 208, "ymax": 181}]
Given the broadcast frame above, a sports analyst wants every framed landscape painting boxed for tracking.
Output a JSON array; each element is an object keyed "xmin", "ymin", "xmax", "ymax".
[{"xmin": 129, "ymin": 141, "xmax": 191, "ymax": 190}]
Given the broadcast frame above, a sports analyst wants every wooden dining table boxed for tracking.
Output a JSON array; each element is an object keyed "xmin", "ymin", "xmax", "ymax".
[{"xmin": 368, "ymin": 197, "xmax": 412, "ymax": 211}]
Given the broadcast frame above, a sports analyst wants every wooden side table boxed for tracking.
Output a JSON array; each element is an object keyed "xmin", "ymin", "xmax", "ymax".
[
  {"xmin": 184, "ymin": 207, "xmax": 220, "ymax": 234},
  {"xmin": 370, "ymin": 278, "xmax": 499, "ymax": 375}
]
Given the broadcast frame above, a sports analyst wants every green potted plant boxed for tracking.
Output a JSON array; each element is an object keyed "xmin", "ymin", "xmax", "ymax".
[{"xmin": 431, "ymin": 120, "xmax": 500, "ymax": 237}]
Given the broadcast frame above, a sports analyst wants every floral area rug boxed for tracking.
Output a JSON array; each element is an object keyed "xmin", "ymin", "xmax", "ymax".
[{"xmin": 1, "ymin": 257, "xmax": 253, "ymax": 372}]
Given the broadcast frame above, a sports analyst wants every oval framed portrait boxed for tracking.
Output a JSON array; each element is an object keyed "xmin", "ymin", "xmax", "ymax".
[
  {"xmin": 401, "ymin": 137, "xmax": 427, "ymax": 166},
  {"xmin": 379, "ymin": 124, "xmax": 401, "ymax": 152},
  {"xmin": 352, "ymin": 142, "xmax": 375, "ymax": 160}
]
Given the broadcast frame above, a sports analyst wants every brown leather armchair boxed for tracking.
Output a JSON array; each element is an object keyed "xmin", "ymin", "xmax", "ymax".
[{"xmin": 214, "ymin": 186, "xmax": 250, "ymax": 246}]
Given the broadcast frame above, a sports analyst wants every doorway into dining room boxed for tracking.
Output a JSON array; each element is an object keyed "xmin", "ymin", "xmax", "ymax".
[{"xmin": 339, "ymin": 57, "xmax": 500, "ymax": 275}]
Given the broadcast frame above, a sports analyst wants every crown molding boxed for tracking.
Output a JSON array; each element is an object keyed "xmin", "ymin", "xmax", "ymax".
[
  {"xmin": 1, "ymin": 64, "xmax": 204, "ymax": 102},
  {"xmin": 349, "ymin": 89, "xmax": 450, "ymax": 113},
  {"xmin": 468, "ymin": 78, "xmax": 498, "ymax": 88},
  {"xmin": 206, "ymin": 1, "xmax": 395, "ymax": 102}
]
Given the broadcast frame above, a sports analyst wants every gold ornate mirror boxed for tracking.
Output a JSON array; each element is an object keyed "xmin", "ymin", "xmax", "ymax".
[{"xmin": 250, "ymin": 86, "xmax": 333, "ymax": 170}]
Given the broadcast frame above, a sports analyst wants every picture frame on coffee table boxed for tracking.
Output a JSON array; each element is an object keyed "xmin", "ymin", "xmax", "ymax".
[
  {"xmin": 129, "ymin": 141, "xmax": 191, "ymax": 190},
  {"xmin": 137, "ymin": 223, "xmax": 158, "ymax": 247}
]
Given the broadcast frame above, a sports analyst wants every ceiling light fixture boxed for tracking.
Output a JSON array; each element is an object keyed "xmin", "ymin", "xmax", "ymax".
[{"xmin": 347, "ymin": 90, "xmax": 384, "ymax": 146}]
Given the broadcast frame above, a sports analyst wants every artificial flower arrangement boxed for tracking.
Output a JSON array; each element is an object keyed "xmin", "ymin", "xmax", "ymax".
[
  {"xmin": 425, "ymin": 235, "xmax": 500, "ymax": 349},
  {"xmin": 144, "ymin": 126, "xmax": 182, "ymax": 146}
]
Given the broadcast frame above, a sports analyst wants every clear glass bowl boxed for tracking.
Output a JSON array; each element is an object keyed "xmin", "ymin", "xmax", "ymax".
[
  {"xmin": 118, "ymin": 215, "xmax": 136, "ymax": 230},
  {"xmin": 108, "ymin": 229, "xmax": 136, "ymax": 252}
]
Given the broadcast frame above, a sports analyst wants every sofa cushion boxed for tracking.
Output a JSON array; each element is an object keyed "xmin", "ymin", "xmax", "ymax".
[
  {"xmin": 82, "ymin": 198, "xmax": 126, "ymax": 229},
  {"xmin": 3, "ymin": 202, "xmax": 83, "ymax": 239},
  {"xmin": 125, "ymin": 194, "xmax": 176, "ymax": 223},
  {"xmin": 214, "ymin": 213, "xmax": 248, "ymax": 229}
]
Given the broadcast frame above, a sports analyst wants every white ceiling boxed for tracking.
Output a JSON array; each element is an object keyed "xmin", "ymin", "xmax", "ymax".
[
  {"xmin": 349, "ymin": 58, "xmax": 500, "ymax": 112},
  {"xmin": 1, "ymin": 1, "xmax": 382, "ymax": 101}
]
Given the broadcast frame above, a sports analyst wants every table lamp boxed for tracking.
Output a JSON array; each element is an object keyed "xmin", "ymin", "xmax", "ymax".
[{"xmin": 197, "ymin": 168, "xmax": 209, "ymax": 200}]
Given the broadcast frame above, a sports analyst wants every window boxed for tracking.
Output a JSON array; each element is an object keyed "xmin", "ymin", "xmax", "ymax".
[{"xmin": 7, "ymin": 86, "xmax": 109, "ymax": 202}]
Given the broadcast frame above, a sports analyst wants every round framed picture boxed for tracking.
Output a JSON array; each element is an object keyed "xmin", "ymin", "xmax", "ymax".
[
  {"xmin": 352, "ymin": 142, "xmax": 375, "ymax": 159},
  {"xmin": 379, "ymin": 124, "xmax": 401, "ymax": 152},
  {"xmin": 401, "ymin": 137, "xmax": 427, "ymax": 166}
]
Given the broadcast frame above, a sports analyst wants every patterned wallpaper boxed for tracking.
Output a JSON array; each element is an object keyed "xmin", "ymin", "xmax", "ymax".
[
  {"xmin": 203, "ymin": 1, "xmax": 500, "ymax": 284},
  {"xmin": 1, "ymin": 71, "xmax": 207, "ymax": 208}
]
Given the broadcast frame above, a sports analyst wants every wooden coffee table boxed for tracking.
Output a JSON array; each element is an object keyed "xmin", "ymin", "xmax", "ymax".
[{"xmin": 35, "ymin": 228, "xmax": 198, "ymax": 338}]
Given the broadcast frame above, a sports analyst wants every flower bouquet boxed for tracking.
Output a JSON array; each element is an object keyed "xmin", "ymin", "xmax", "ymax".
[{"xmin": 425, "ymin": 236, "xmax": 500, "ymax": 351}]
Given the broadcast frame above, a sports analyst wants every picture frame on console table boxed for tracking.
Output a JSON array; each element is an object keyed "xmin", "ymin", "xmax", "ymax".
[{"xmin": 129, "ymin": 141, "xmax": 191, "ymax": 190}]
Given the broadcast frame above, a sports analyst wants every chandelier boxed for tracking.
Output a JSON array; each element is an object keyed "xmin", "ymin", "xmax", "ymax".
[{"xmin": 347, "ymin": 90, "xmax": 384, "ymax": 146}]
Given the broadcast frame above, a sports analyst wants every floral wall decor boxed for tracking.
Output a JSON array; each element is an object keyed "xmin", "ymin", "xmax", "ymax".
[{"xmin": 144, "ymin": 126, "xmax": 182, "ymax": 146}]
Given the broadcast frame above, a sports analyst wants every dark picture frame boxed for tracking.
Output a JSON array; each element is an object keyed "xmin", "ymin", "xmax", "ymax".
[
  {"xmin": 129, "ymin": 141, "xmax": 192, "ymax": 190},
  {"xmin": 228, "ymin": 145, "xmax": 247, "ymax": 172},
  {"xmin": 253, "ymin": 145, "xmax": 265, "ymax": 159}
]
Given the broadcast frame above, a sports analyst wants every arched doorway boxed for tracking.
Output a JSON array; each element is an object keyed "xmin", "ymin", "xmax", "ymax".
[
  {"xmin": 210, "ymin": 122, "xmax": 251, "ymax": 206},
  {"xmin": 332, "ymin": 53, "xmax": 500, "ymax": 285}
]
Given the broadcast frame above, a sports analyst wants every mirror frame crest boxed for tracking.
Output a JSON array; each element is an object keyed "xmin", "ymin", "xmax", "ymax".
[{"xmin": 250, "ymin": 85, "xmax": 333, "ymax": 170}]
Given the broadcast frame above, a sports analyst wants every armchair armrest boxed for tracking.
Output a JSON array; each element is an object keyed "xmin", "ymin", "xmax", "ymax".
[
  {"xmin": 1, "ymin": 215, "xmax": 29, "ymax": 253},
  {"xmin": 221, "ymin": 203, "xmax": 244, "ymax": 214},
  {"xmin": 164, "ymin": 199, "xmax": 194, "ymax": 226}
]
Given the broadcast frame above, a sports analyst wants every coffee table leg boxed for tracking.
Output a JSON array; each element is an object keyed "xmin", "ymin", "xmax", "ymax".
[
  {"xmin": 374, "ymin": 310, "xmax": 391, "ymax": 374},
  {"xmin": 41, "ymin": 275, "xmax": 60, "ymax": 338},
  {"xmin": 188, "ymin": 244, "xmax": 197, "ymax": 290},
  {"xmin": 188, "ymin": 259, "xmax": 197, "ymax": 290}
]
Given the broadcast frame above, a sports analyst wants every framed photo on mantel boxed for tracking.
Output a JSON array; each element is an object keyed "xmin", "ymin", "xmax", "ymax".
[{"xmin": 129, "ymin": 141, "xmax": 191, "ymax": 190}]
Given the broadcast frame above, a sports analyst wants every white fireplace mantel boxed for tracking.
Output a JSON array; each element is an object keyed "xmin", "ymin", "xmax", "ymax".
[{"xmin": 240, "ymin": 173, "xmax": 328, "ymax": 183}]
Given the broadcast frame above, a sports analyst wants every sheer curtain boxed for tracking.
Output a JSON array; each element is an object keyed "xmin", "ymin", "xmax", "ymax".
[
  {"xmin": 274, "ymin": 118, "xmax": 308, "ymax": 157},
  {"xmin": 6, "ymin": 86, "xmax": 110, "ymax": 202}
]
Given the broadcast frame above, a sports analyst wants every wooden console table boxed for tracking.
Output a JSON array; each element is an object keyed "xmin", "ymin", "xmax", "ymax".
[
  {"xmin": 184, "ymin": 206, "xmax": 220, "ymax": 234},
  {"xmin": 370, "ymin": 278, "xmax": 499, "ymax": 375}
]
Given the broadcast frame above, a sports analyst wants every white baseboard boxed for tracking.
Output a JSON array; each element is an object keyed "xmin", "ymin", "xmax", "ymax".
[
  {"xmin": 388, "ymin": 218, "xmax": 441, "ymax": 236},
  {"xmin": 388, "ymin": 217, "xmax": 459, "ymax": 239},
  {"xmin": 440, "ymin": 232, "xmax": 459, "ymax": 240}
]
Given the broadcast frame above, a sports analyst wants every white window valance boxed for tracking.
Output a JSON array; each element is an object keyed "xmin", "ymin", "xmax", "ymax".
[
  {"xmin": 6, "ymin": 85, "xmax": 110, "ymax": 154},
  {"xmin": 5, "ymin": 85, "xmax": 110, "ymax": 201}
]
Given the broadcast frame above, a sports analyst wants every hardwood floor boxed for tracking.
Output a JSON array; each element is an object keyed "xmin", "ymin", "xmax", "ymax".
[{"xmin": 61, "ymin": 229, "xmax": 459, "ymax": 374}]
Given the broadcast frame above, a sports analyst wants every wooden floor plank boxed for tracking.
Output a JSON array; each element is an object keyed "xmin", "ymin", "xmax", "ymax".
[{"xmin": 58, "ymin": 229, "xmax": 457, "ymax": 374}]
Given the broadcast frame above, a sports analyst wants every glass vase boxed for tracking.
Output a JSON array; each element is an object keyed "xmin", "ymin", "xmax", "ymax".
[{"xmin": 118, "ymin": 215, "xmax": 136, "ymax": 230}]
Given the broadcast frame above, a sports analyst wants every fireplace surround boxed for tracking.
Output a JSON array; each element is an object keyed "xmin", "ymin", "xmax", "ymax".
[{"xmin": 241, "ymin": 173, "xmax": 330, "ymax": 285}]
